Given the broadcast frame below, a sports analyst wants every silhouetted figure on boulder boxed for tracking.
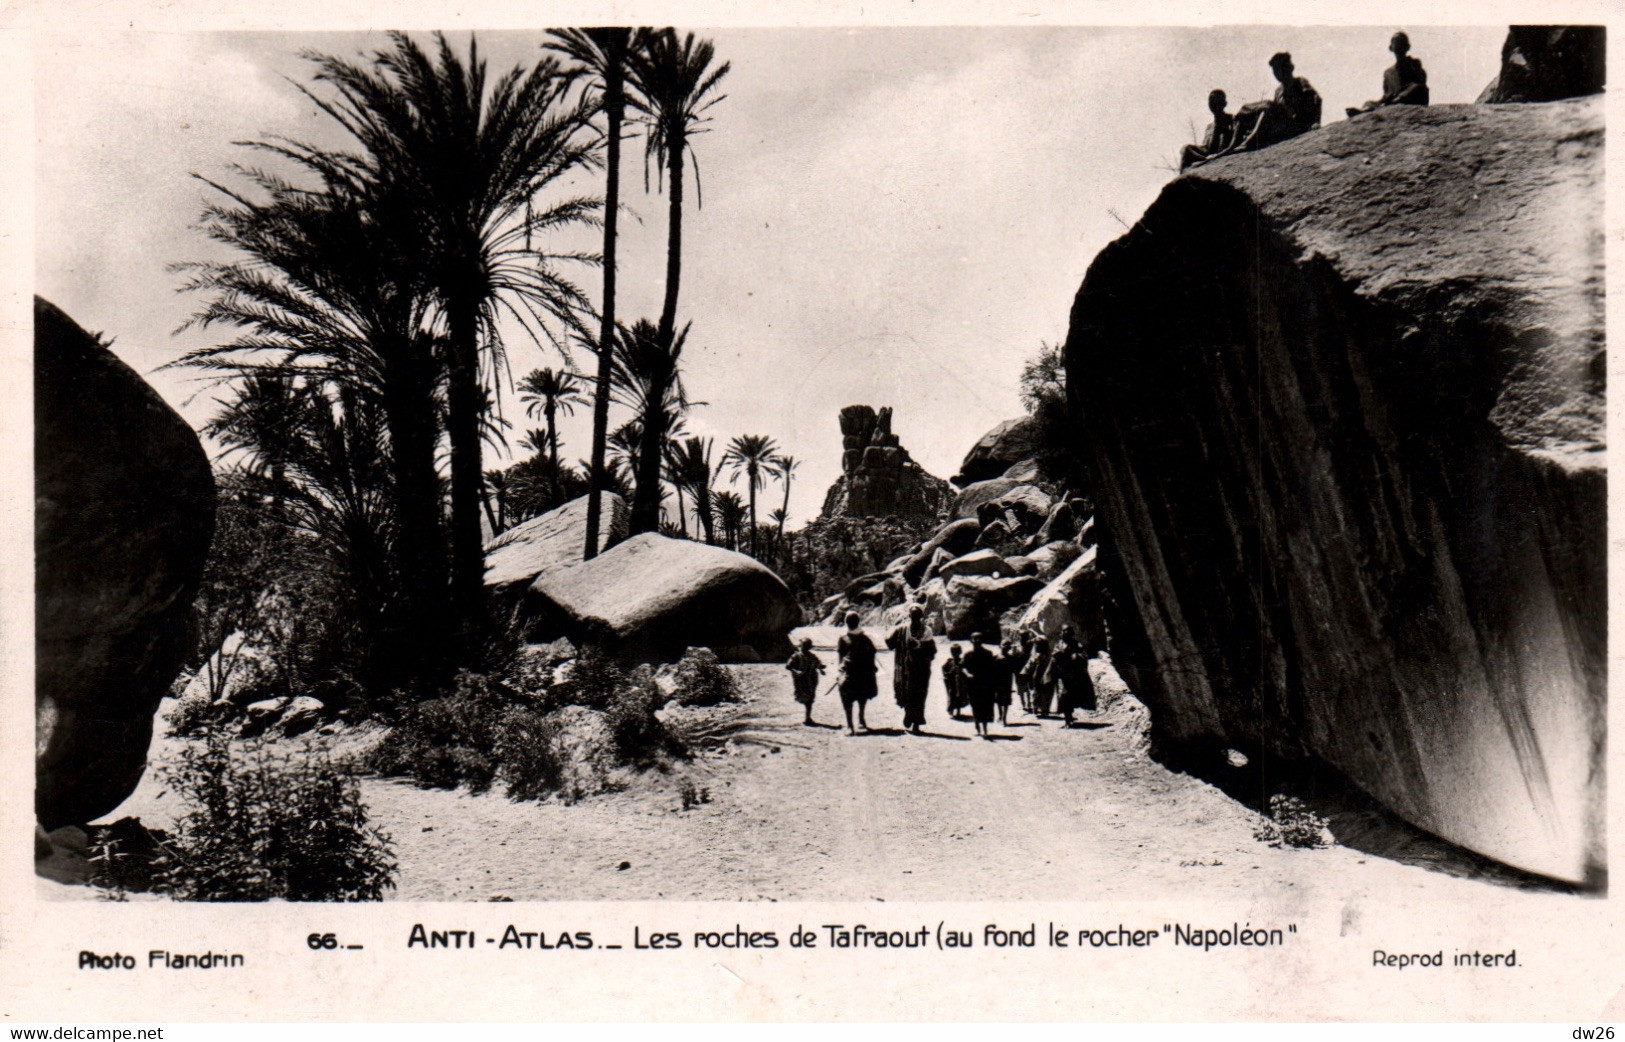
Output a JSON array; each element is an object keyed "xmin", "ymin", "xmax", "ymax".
[
  {"xmin": 1180, "ymin": 89, "xmax": 1237, "ymax": 170},
  {"xmin": 887, "ymin": 604, "xmax": 937, "ymax": 735},
  {"xmin": 1347, "ymin": 32, "xmax": 1429, "ymax": 117},
  {"xmin": 836, "ymin": 612, "xmax": 878, "ymax": 735},
  {"xmin": 1223, "ymin": 52, "xmax": 1322, "ymax": 157}
]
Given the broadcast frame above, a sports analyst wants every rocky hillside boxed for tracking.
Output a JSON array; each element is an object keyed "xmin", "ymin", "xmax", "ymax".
[{"xmin": 1066, "ymin": 97, "xmax": 1604, "ymax": 884}]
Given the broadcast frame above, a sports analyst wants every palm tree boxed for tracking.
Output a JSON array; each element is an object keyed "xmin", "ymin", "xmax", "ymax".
[
  {"xmin": 662, "ymin": 440, "xmax": 688, "ymax": 537},
  {"xmin": 174, "ymin": 171, "xmax": 448, "ymax": 696},
  {"xmin": 302, "ymin": 32, "xmax": 600, "ymax": 662},
  {"xmin": 768, "ymin": 453, "xmax": 798, "ymax": 549},
  {"xmin": 607, "ymin": 317, "xmax": 693, "ymax": 533},
  {"xmin": 712, "ymin": 489, "xmax": 746, "ymax": 551},
  {"xmin": 548, "ymin": 28, "xmax": 638, "ymax": 561},
  {"xmin": 722, "ymin": 434, "xmax": 778, "ymax": 558},
  {"xmin": 626, "ymin": 30, "xmax": 730, "ymax": 362},
  {"xmin": 670, "ymin": 435, "xmax": 715, "ymax": 544},
  {"xmin": 518, "ymin": 366, "xmax": 585, "ymax": 506}
]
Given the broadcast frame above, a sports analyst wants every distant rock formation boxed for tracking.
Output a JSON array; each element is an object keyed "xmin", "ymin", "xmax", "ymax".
[
  {"xmin": 35, "ymin": 297, "xmax": 216, "ymax": 829},
  {"xmin": 820, "ymin": 405, "xmax": 950, "ymax": 519},
  {"xmin": 1069, "ymin": 97, "xmax": 1604, "ymax": 883},
  {"xmin": 1477, "ymin": 25, "xmax": 1605, "ymax": 104}
]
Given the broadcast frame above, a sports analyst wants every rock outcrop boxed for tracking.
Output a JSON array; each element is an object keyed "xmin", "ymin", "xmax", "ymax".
[
  {"xmin": 529, "ymin": 534, "xmax": 801, "ymax": 663},
  {"xmin": 484, "ymin": 493, "xmax": 628, "ymax": 597},
  {"xmin": 1068, "ymin": 99, "xmax": 1604, "ymax": 882},
  {"xmin": 953, "ymin": 417, "xmax": 1041, "ymax": 486},
  {"xmin": 1477, "ymin": 25, "xmax": 1605, "ymax": 104},
  {"xmin": 820, "ymin": 405, "xmax": 950, "ymax": 519},
  {"xmin": 35, "ymin": 298, "xmax": 216, "ymax": 828}
]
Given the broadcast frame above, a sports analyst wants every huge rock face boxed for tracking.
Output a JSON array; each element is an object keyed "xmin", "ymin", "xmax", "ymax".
[
  {"xmin": 1068, "ymin": 99, "xmax": 1604, "ymax": 883},
  {"xmin": 820, "ymin": 404, "xmax": 950, "ymax": 519},
  {"xmin": 529, "ymin": 534, "xmax": 801, "ymax": 663},
  {"xmin": 35, "ymin": 298, "xmax": 216, "ymax": 828}
]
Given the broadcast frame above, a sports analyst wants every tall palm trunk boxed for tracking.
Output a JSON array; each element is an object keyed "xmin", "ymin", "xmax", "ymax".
[
  {"xmin": 446, "ymin": 293, "xmax": 487, "ymax": 660},
  {"xmin": 673, "ymin": 477, "xmax": 687, "ymax": 536},
  {"xmin": 585, "ymin": 31, "xmax": 628, "ymax": 559},
  {"xmin": 746, "ymin": 470, "xmax": 758, "ymax": 558},
  {"xmin": 545, "ymin": 398, "xmax": 560, "ymax": 507},
  {"xmin": 383, "ymin": 347, "xmax": 447, "ymax": 692},
  {"xmin": 695, "ymin": 481, "xmax": 714, "ymax": 545},
  {"xmin": 632, "ymin": 119, "xmax": 685, "ymax": 535}
]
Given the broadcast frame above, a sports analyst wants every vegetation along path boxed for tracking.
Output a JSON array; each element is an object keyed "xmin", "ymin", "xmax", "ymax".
[{"xmin": 366, "ymin": 630, "xmax": 1571, "ymax": 903}]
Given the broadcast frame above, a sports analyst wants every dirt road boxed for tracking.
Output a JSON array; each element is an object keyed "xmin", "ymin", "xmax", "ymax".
[{"xmin": 363, "ymin": 633, "xmax": 1570, "ymax": 903}]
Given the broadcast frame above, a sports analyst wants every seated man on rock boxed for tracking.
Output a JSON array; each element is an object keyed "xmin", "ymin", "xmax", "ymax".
[
  {"xmin": 1346, "ymin": 31, "xmax": 1429, "ymax": 117},
  {"xmin": 1221, "ymin": 51, "xmax": 1322, "ymax": 157},
  {"xmin": 1179, "ymin": 89, "xmax": 1236, "ymax": 171}
]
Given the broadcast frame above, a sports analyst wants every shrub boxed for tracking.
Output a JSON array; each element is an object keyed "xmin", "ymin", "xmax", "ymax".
[
  {"xmin": 605, "ymin": 674, "xmax": 680, "ymax": 766},
  {"xmin": 554, "ymin": 647, "xmax": 631, "ymax": 711},
  {"xmin": 494, "ymin": 707, "xmax": 567, "ymax": 802},
  {"xmin": 151, "ymin": 727, "xmax": 395, "ymax": 901},
  {"xmin": 1253, "ymin": 793, "xmax": 1334, "ymax": 850},
  {"xmin": 167, "ymin": 693, "xmax": 232, "ymax": 738},
  {"xmin": 366, "ymin": 671, "xmax": 506, "ymax": 793},
  {"xmin": 669, "ymin": 648, "xmax": 740, "ymax": 707}
]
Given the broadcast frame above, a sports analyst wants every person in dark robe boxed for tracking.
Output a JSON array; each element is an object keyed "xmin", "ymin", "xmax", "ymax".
[
  {"xmin": 1224, "ymin": 51, "xmax": 1322, "ymax": 156},
  {"xmin": 1053, "ymin": 633, "xmax": 1098, "ymax": 727},
  {"xmin": 961, "ymin": 632, "xmax": 1002, "ymax": 739},
  {"xmin": 941, "ymin": 644, "xmax": 966, "ymax": 719},
  {"xmin": 1012, "ymin": 631, "xmax": 1034, "ymax": 712},
  {"xmin": 1024, "ymin": 634, "xmax": 1054, "ymax": 717},
  {"xmin": 996, "ymin": 635, "xmax": 1020, "ymax": 725},
  {"xmin": 887, "ymin": 604, "xmax": 937, "ymax": 735},
  {"xmin": 785, "ymin": 637, "xmax": 826, "ymax": 726},
  {"xmin": 1180, "ymin": 89, "xmax": 1237, "ymax": 170},
  {"xmin": 1347, "ymin": 31, "xmax": 1429, "ymax": 117},
  {"xmin": 835, "ymin": 612, "xmax": 878, "ymax": 735}
]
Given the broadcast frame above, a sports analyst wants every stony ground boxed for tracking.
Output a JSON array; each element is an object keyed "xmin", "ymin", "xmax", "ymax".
[{"xmin": 50, "ymin": 628, "xmax": 1581, "ymax": 904}]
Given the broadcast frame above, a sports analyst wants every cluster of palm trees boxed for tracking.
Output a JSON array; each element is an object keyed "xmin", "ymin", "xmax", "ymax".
[{"xmin": 174, "ymin": 28, "xmax": 732, "ymax": 700}]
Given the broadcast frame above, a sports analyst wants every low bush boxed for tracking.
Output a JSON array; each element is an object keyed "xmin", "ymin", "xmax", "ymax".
[
  {"xmin": 494, "ymin": 707, "xmax": 567, "ymax": 802},
  {"xmin": 669, "ymin": 649, "xmax": 740, "ymax": 707},
  {"xmin": 365, "ymin": 671, "xmax": 507, "ymax": 793},
  {"xmin": 1253, "ymin": 793, "xmax": 1334, "ymax": 850},
  {"xmin": 145, "ymin": 727, "xmax": 395, "ymax": 901}
]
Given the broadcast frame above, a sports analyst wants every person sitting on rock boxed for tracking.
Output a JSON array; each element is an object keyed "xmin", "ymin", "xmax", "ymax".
[
  {"xmin": 835, "ymin": 612, "xmax": 878, "ymax": 736},
  {"xmin": 1180, "ymin": 89, "xmax": 1237, "ymax": 171},
  {"xmin": 1346, "ymin": 31, "xmax": 1429, "ymax": 117},
  {"xmin": 941, "ymin": 643, "xmax": 967, "ymax": 719},
  {"xmin": 785, "ymin": 637, "xmax": 826, "ymax": 727},
  {"xmin": 1223, "ymin": 51, "xmax": 1322, "ymax": 157}
]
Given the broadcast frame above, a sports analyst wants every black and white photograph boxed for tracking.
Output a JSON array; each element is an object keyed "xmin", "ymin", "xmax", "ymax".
[{"xmin": 8, "ymin": 0, "xmax": 1619, "ymax": 1024}]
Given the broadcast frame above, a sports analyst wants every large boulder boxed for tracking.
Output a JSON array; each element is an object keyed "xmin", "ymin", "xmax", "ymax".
[
  {"xmin": 1068, "ymin": 99, "xmax": 1604, "ymax": 883},
  {"xmin": 484, "ymin": 493, "xmax": 627, "ymax": 597},
  {"xmin": 528, "ymin": 534, "xmax": 801, "ymax": 664},
  {"xmin": 900, "ymin": 517, "xmax": 982, "ymax": 584},
  {"xmin": 35, "ymin": 298, "xmax": 216, "ymax": 829},
  {"xmin": 949, "ymin": 477, "xmax": 1025, "ymax": 521},
  {"xmin": 1477, "ymin": 25, "xmax": 1605, "ymax": 104},
  {"xmin": 942, "ymin": 575, "xmax": 1045, "ymax": 641},
  {"xmin": 935, "ymin": 549, "xmax": 1015, "ymax": 582},
  {"xmin": 953, "ymin": 417, "xmax": 1041, "ymax": 486},
  {"xmin": 1017, "ymin": 546, "xmax": 1105, "ymax": 650}
]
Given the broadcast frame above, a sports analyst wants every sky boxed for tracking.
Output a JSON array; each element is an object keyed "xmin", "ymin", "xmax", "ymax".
[{"xmin": 33, "ymin": 22, "xmax": 1508, "ymax": 525}]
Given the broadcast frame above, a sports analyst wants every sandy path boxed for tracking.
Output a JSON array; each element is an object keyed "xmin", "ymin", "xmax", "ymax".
[{"xmin": 357, "ymin": 636, "xmax": 1571, "ymax": 904}]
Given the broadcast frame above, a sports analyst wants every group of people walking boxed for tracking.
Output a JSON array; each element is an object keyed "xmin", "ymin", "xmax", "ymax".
[{"xmin": 785, "ymin": 608, "xmax": 1099, "ymax": 739}]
